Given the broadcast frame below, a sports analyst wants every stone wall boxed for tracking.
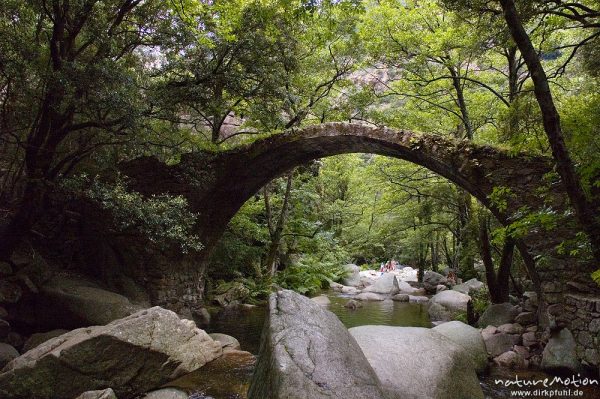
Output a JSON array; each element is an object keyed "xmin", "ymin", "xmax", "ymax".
[{"xmin": 564, "ymin": 293, "xmax": 600, "ymax": 368}]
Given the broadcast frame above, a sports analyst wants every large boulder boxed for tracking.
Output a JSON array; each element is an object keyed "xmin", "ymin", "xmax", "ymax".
[
  {"xmin": 396, "ymin": 279, "xmax": 423, "ymax": 295},
  {"xmin": 349, "ymin": 326, "xmax": 484, "ymax": 399},
  {"xmin": 477, "ymin": 303, "xmax": 519, "ymax": 327},
  {"xmin": 453, "ymin": 278, "xmax": 485, "ymax": 295},
  {"xmin": 541, "ymin": 328, "xmax": 581, "ymax": 373},
  {"xmin": 432, "ymin": 321, "xmax": 488, "ymax": 373},
  {"xmin": 247, "ymin": 290, "xmax": 386, "ymax": 399},
  {"xmin": 483, "ymin": 332, "xmax": 520, "ymax": 357},
  {"xmin": 428, "ymin": 290, "xmax": 471, "ymax": 321},
  {"xmin": 423, "ymin": 271, "xmax": 447, "ymax": 294},
  {"xmin": 341, "ymin": 264, "xmax": 361, "ymax": 287},
  {"xmin": 363, "ymin": 273, "xmax": 398, "ymax": 295},
  {"xmin": 395, "ymin": 266, "xmax": 418, "ymax": 282},
  {"xmin": 35, "ymin": 276, "xmax": 141, "ymax": 329},
  {"xmin": 0, "ymin": 307, "xmax": 222, "ymax": 399}
]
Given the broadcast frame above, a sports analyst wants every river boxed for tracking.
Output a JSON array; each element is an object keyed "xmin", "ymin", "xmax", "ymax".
[{"xmin": 170, "ymin": 290, "xmax": 600, "ymax": 399}]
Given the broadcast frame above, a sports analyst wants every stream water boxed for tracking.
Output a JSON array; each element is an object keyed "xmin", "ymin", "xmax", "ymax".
[{"xmin": 173, "ymin": 290, "xmax": 600, "ymax": 399}]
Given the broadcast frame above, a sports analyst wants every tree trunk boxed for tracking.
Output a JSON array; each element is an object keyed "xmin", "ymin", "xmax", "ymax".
[
  {"xmin": 0, "ymin": 181, "xmax": 46, "ymax": 260},
  {"xmin": 456, "ymin": 190, "xmax": 474, "ymax": 274},
  {"xmin": 263, "ymin": 172, "xmax": 294, "ymax": 276},
  {"xmin": 499, "ymin": 0, "xmax": 600, "ymax": 264},
  {"xmin": 449, "ymin": 67, "xmax": 474, "ymax": 140},
  {"xmin": 479, "ymin": 218, "xmax": 513, "ymax": 304}
]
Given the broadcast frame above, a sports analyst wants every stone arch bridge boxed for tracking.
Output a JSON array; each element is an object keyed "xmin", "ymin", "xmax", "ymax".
[
  {"xmin": 122, "ymin": 122, "xmax": 557, "ymax": 259},
  {"xmin": 117, "ymin": 122, "xmax": 598, "ymax": 366}
]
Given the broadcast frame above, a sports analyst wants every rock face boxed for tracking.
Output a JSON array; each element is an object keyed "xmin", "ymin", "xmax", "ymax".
[
  {"xmin": 428, "ymin": 290, "xmax": 470, "ymax": 321},
  {"xmin": 363, "ymin": 273, "xmax": 398, "ymax": 295},
  {"xmin": 432, "ymin": 321, "xmax": 488, "ymax": 373},
  {"xmin": 349, "ymin": 326, "xmax": 484, "ymax": 399},
  {"xmin": 477, "ymin": 303, "xmax": 519, "ymax": 327},
  {"xmin": 248, "ymin": 290, "xmax": 386, "ymax": 399},
  {"xmin": 35, "ymin": 276, "xmax": 141, "ymax": 329},
  {"xmin": 0, "ymin": 307, "xmax": 222, "ymax": 399},
  {"xmin": 541, "ymin": 328, "xmax": 581, "ymax": 373},
  {"xmin": 342, "ymin": 264, "xmax": 361, "ymax": 287}
]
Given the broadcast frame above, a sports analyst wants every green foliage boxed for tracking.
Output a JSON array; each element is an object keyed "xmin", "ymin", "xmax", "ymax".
[
  {"xmin": 63, "ymin": 175, "xmax": 203, "ymax": 253},
  {"xmin": 592, "ymin": 269, "xmax": 600, "ymax": 286},
  {"xmin": 2, "ymin": 0, "xmax": 599, "ymax": 303},
  {"xmin": 453, "ymin": 311, "xmax": 468, "ymax": 323},
  {"xmin": 556, "ymin": 232, "xmax": 592, "ymax": 259},
  {"xmin": 488, "ymin": 187, "xmax": 515, "ymax": 213},
  {"xmin": 235, "ymin": 277, "xmax": 273, "ymax": 304},
  {"xmin": 275, "ymin": 255, "xmax": 349, "ymax": 296},
  {"xmin": 470, "ymin": 288, "xmax": 491, "ymax": 316}
]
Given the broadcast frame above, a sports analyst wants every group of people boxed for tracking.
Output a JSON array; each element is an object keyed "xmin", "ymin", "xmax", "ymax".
[{"xmin": 379, "ymin": 259, "xmax": 399, "ymax": 272}]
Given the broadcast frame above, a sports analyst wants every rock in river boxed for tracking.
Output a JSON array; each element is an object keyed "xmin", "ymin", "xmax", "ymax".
[
  {"xmin": 248, "ymin": 290, "xmax": 386, "ymax": 399},
  {"xmin": 342, "ymin": 264, "xmax": 361, "ymax": 287},
  {"xmin": 541, "ymin": 328, "xmax": 581, "ymax": 374},
  {"xmin": 0, "ymin": 307, "xmax": 222, "ymax": 399},
  {"xmin": 363, "ymin": 273, "xmax": 399, "ymax": 295},
  {"xmin": 428, "ymin": 290, "xmax": 470, "ymax": 321},
  {"xmin": 432, "ymin": 320, "xmax": 488, "ymax": 373},
  {"xmin": 349, "ymin": 326, "xmax": 484, "ymax": 399},
  {"xmin": 477, "ymin": 303, "xmax": 519, "ymax": 328}
]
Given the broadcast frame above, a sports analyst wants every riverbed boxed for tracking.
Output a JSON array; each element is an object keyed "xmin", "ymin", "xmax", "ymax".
[{"xmin": 178, "ymin": 290, "xmax": 600, "ymax": 399}]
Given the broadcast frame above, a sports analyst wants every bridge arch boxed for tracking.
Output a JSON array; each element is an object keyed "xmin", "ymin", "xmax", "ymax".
[{"xmin": 121, "ymin": 122, "xmax": 555, "ymax": 259}]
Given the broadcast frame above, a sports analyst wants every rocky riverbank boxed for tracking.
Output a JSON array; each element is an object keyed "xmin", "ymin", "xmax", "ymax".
[
  {"xmin": 0, "ymin": 306, "xmax": 252, "ymax": 399},
  {"xmin": 325, "ymin": 266, "xmax": 592, "ymax": 379}
]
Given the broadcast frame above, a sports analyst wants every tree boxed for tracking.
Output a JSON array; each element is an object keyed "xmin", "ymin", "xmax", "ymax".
[
  {"xmin": 479, "ymin": 215, "xmax": 514, "ymax": 303},
  {"xmin": 498, "ymin": 0, "xmax": 600, "ymax": 264},
  {"xmin": 0, "ymin": 0, "xmax": 175, "ymax": 260}
]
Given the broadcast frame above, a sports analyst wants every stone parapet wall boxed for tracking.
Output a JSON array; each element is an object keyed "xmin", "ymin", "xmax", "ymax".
[{"xmin": 564, "ymin": 293, "xmax": 600, "ymax": 368}]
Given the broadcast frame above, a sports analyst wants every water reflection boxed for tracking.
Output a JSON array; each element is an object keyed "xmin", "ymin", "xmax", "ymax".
[
  {"xmin": 325, "ymin": 293, "xmax": 431, "ymax": 328},
  {"xmin": 204, "ymin": 305, "xmax": 267, "ymax": 355}
]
